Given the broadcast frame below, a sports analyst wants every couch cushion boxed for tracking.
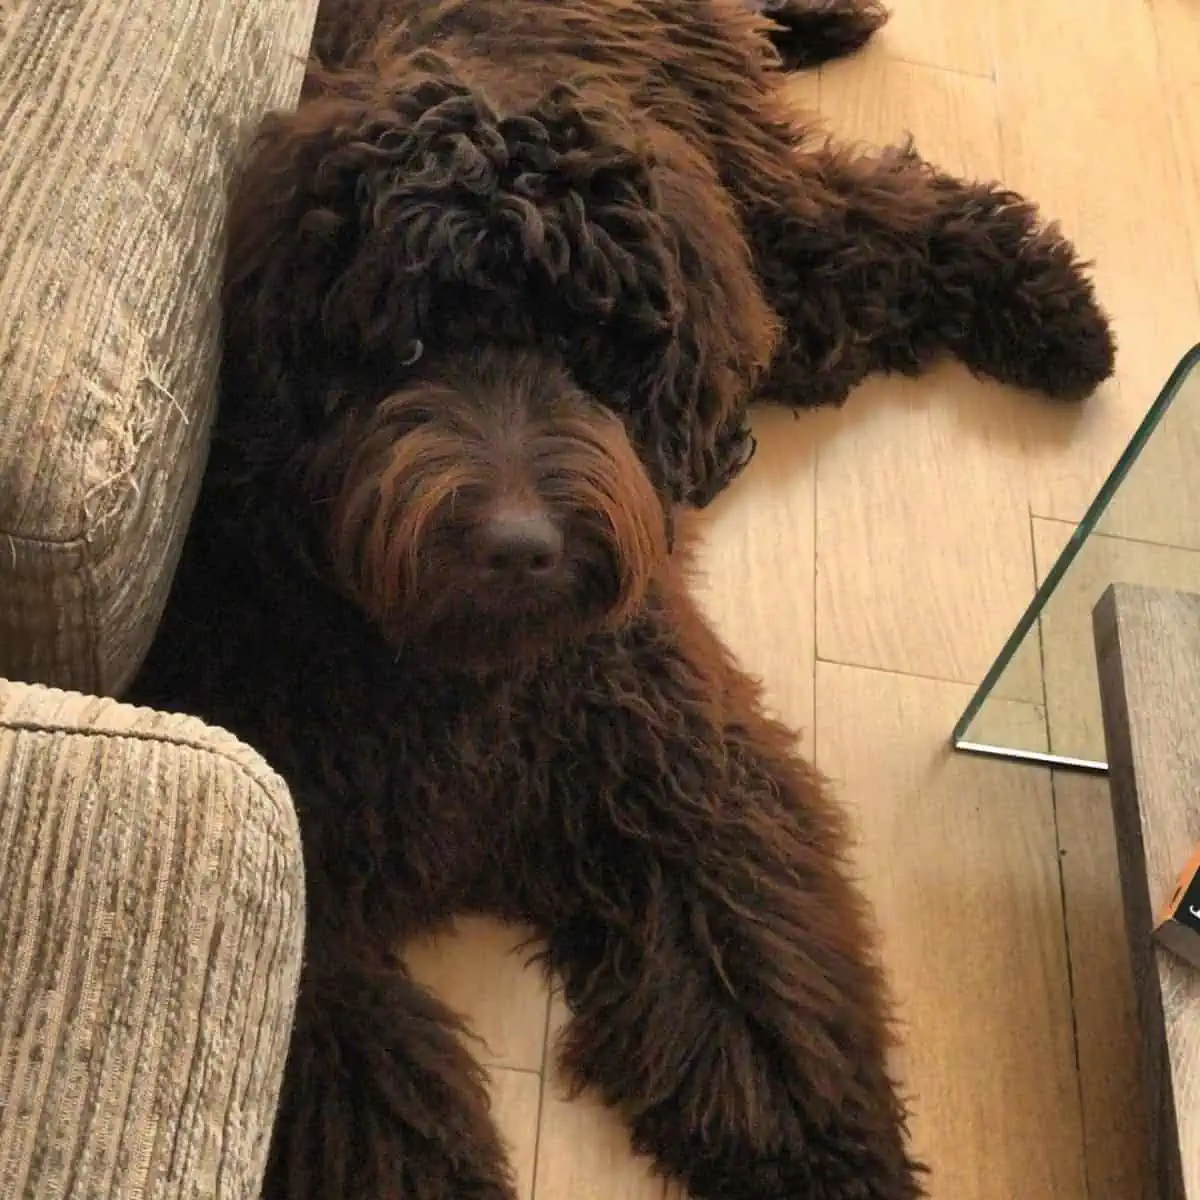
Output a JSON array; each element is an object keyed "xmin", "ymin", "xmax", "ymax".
[
  {"xmin": 0, "ymin": 0, "xmax": 318, "ymax": 694},
  {"xmin": 0, "ymin": 679, "xmax": 305, "ymax": 1198}
]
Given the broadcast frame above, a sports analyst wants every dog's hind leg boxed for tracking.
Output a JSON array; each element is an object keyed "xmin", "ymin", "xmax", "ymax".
[
  {"xmin": 262, "ymin": 935, "xmax": 518, "ymax": 1200},
  {"xmin": 738, "ymin": 137, "xmax": 1116, "ymax": 408},
  {"xmin": 752, "ymin": 0, "xmax": 891, "ymax": 69},
  {"xmin": 640, "ymin": 4, "xmax": 1113, "ymax": 504},
  {"xmin": 510, "ymin": 598, "xmax": 926, "ymax": 1200}
]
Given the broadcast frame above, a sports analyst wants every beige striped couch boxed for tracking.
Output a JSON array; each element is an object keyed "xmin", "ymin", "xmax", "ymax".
[{"xmin": 0, "ymin": 1, "xmax": 319, "ymax": 1195}]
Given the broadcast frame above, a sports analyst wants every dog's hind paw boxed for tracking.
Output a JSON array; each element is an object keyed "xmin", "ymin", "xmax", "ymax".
[
  {"xmin": 689, "ymin": 419, "xmax": 759, "ymax": 508},
  {"xmin": 756, "ymin": 0, "xmax": 890, "ymax": 70}
]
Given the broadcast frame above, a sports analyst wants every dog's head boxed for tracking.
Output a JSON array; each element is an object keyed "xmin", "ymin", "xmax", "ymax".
[
  {"xmin": 217, "ymin": 49, "xmax": 777, "ymax": 667},
  {"xmin": 300, "ymin": 344, "xmax": 666, "ymax": 666}
]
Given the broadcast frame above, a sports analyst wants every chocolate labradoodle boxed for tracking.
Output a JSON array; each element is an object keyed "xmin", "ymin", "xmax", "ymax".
[{"xmin": 129, "ymin": 1, "xmax": 1114, "ymax": 1196}]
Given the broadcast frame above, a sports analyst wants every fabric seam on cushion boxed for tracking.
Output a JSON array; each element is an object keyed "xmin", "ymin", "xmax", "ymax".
[
  {"xmin": 0, "ymin": 718, "xmax": 292, "ymax": 806},
  {"xmin": 0, "ymin": 525, "xmax": 87, "ymax": 548},
  {"xmin": 0, "ymin": 525, "xmax": 131, "ymax": 694}
]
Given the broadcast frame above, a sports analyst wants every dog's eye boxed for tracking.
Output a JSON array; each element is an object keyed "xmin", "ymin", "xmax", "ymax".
[{"xmin": 399, "ymin": 339, "xmax": 424, "ymax": 367}]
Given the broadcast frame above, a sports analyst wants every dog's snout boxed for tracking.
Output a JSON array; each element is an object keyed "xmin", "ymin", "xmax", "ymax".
[{"xmin": 476, "ymin": 506, "xmax": 564, "ymax": 578}]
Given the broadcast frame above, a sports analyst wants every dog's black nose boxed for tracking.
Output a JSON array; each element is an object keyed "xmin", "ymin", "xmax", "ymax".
[{"xmin": 477, "ymin": 508, "xmax": 564, "ymax": 577}]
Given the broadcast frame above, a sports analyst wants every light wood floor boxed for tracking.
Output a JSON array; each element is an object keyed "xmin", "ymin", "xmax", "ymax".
[{"xmin": 404, "ymin": 1, "xmax": 1200, "ymax": 1195}]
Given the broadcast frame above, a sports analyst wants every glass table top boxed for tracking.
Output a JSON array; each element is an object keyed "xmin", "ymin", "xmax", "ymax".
[{"xmin": 953, "ymin": 343, "xmax": 1200, "ymax": 773}]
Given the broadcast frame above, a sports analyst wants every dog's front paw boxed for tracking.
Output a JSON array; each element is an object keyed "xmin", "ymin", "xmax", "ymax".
[
  {"xmin": 654, "ymin": 1130, "xmax": 926, "ymax": 1200},
  {"xmin": 962, "ymin": 222, "xmax": 1118, "ymax": 402},
  {"xmin": 700, "ymin": 1160, "xmax": 924, "ymax": 1200}
]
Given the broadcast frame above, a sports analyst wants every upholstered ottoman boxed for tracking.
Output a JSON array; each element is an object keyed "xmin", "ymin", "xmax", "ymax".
[{"xmin": 0, "ymin": 682, "xmax": 306, "ymax": 1198}]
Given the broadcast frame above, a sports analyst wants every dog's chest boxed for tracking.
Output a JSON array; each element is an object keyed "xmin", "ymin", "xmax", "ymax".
[
  {"xmin": 380, "ymin": 673, "xmax": 572, "ymax": 798},
  {"xmin": 375, "ymin": 647, "xmax": 655, "ymax": 818}
]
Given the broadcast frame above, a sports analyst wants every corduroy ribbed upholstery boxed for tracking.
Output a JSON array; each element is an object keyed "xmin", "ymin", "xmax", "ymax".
[{"xmin": 0, "ymin": 680, "xmax": 306, "ymax": 1199}]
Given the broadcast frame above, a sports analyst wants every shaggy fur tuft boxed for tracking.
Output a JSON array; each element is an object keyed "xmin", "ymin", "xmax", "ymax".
[{"xmin": 129, "ymin": 1, "xmax": 1115, "ymax": 1196}]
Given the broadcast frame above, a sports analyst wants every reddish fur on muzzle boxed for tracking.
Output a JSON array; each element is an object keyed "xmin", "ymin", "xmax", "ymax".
[{"xmin": 326, "ymin": 381, "xmax": 668, "ymax": 662}]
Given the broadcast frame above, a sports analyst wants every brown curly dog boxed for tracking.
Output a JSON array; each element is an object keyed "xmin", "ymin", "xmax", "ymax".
[{"xmin": 128, "ymin": 1, "xmax": 1114, "ymax": 1197}]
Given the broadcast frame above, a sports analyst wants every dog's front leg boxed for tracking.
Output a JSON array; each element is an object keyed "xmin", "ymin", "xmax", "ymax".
[
  {"xmin": 514, "ymin": 611, "xmax": 926, "ymax": 1199},
  {"xmin": 264, "ymin": 935, "xmax": 519, "ymax": 1200},
  {"xmin": 257, "ymin": 784, "xmax": 520, "ymax": 1200},
  {"xmin": 744, "ymin": 140, "xmax": 1116, "ymax": 407}
]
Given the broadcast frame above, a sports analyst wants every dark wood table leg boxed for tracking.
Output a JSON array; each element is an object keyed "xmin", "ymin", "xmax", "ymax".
[{"xmin": 1094, "ymin": 582, "xmax": 1200, "ymax": 1200}]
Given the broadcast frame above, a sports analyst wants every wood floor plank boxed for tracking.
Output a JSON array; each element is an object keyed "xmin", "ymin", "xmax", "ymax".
[
  {"xmin": 817, "ymin": 51, "xmax": 1002, "ymax": 179},
  {"xmin": 815, "ymin": 663, "xmax": 1088, "ymax": 1198},
  {"xmin": 490, "ymin": 1067, "xmax": 543, "ymax": 1200},
  {"xmin": 405, "ymin": 917, "xmax": 550, "ymax": 1072},
  {"xmin": 1153, "ymin": 0, "xmax": 1200, "ymax": 285},
  {"xmin": 874, "ymin": 0, "xmax": 993, "ymax": 78},
  {"xmin": 810, "ymin": 55, "xmax": 1046, "ymax": 687},
  {"xmin": 1093, "ymin": 362, "xmax": 1200, "ymax": 555},
  {"xmin": 533, "ymin": 994, "xmax": 669, "ymax": 1200},
  {"xmin": 780, "ymin": 65, "xmax": 820, "ymax": 115},
  {"xmin": 814, "ymin": 370, "xmax": 1049, "ymax": 689},
  {"xmin": 1054, "ymin": 773, "xmax": 1155, "ymax": 1200},
  {"xmin": 692, "ymin": 407, "xmax": 818, "ymax": 735},
  {"xmin": 993, "ymin": 0, "xmax": 1200, "ymax": 526}
]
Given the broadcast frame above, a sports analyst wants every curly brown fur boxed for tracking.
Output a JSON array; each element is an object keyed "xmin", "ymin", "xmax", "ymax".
[
  {"xmin": 126, "ymin": 1, "xmax": 1113, "ymax": 1195},
  {"xmin": 250, "ymin": 0, "xmax": 1115, "ymax": 508},
  {"xmin": 130, "ymin": 346, "xmax": 926, "ymax": 1199}
]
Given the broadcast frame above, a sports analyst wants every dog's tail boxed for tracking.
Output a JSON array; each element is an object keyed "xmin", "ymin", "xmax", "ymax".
[
  {"xmin": 757, "ymin": 0, "xmax": 890, "ymax": 69},
  {"xmin": 261, "ymin": 948, "xmax": 516, "ymax": 1199}
]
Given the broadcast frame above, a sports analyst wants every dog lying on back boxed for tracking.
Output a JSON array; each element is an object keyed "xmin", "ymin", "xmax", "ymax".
[
  {"xmin": 129, "ymin": 2, "xmax": 1113, "ymax": 1197},
  {"xmin": 222, "ymin": 0, "xmax": 1113, "ymax": 511}
]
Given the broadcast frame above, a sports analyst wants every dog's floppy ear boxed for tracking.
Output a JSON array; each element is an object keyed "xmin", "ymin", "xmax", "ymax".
[
  {"xmin": 602, "ymin": 144, "xmax": 780, "ymax": 506},
  {"xmin": 500, "ymin": 106, "xmax": 783, "ymax": 507},
  {"xmin": 492, "ymin": 101, "xmax": 783, "ymax": 507},
  {"xmin": 219, "ymin": 67, "xmax": 456, "ymax": 438}
]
